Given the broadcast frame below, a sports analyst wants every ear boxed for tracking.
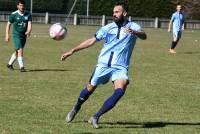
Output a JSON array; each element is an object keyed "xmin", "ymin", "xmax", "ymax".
[{"xmin": 123, "ymin": 11, "xmax": 127, "ymax": 17}]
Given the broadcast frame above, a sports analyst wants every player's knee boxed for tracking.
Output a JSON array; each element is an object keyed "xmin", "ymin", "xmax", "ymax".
[
  {"xmin": 114, "ymin": 79, "xmax": 129, "ymax": 89},
  {"xmin": 87, "ymin": 84, "xmax": 96, "ymax": 92}
]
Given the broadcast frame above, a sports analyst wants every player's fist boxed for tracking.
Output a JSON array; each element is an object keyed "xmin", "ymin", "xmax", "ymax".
[
  {"xmin": 5, "ymin": 35, "xmax": 10, "ymax": 42},
  {"xmin": 25, "ymin": 32, "xmax": 31, "ymax": 37},
  {"xmin": 61, "ymin": 50, "xmax": 73, "ymax": 61}
]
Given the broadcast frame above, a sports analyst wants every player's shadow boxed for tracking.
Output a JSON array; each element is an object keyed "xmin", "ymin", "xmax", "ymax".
[
  {"xmin": 100, "ymin": 121, "xmax": 200, "ymax": 128},
  {"xmin": 26, "ymin": 69, "xmax": 72, "ymax": 72},
  {"xmin": 179, "ymin": 51, "xmax": 200, "ymax": 54}
]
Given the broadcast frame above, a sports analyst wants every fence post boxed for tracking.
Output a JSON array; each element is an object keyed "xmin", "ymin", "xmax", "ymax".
[
  {"xmin": 45, "ymin": 12, "xmax": 49, "ymax": 24},
  {"xmin": 74, "ymin": 14, "xmax": 77, "ymax": 25},
  {"xmin": 128, "ymin": 16, "xmax": 131, "ymax": 21},
  {"xmin": 102, "ymin": 15, "xmax": 106, "ymax": 26},
  {"xmin": 154, "ymin": 17, "xmax": 159, "ymax": 28}
]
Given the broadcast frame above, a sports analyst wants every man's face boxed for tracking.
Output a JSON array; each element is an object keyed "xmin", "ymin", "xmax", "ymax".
[
  {"xmin": 176, "ymin": 5, "xmax": 182, "ymax": 12},
  {"xmin": 113, "ymin": 5, "xmax": 127, "ymax": 23},
  {"xmin": 17, "ymin": 3, "xmax": 25, "ymax": 13}
]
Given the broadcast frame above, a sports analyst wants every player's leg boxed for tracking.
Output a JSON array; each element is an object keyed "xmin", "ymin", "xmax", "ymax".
[
  {"xmin": 89, "ymin": 68, "xmax": 128, "ymax": 128},
  {"xmin": 73, "ymin": 84, "xmax": 96, "ymax": 112},
  {"xmin": 169, "ymin": 31, "xmax": 181, "ymax": 53},
  {"xmin": 14, "ymin": 37, "xmax": 26, "ymax": 71},
  {"xmin": 66, "ymin": 66, "xmax": 111, "ymax": 123},
  {"xmin": 17, "ymin": 48, "xmax": 25, "ymax": 72},
  {"xmin": 66, "ymin": 84, "xmax": 96, "ymax": 123},
  {"xmin": 7, "ymin": 51, "xmax": 17, "ymax": 70}
]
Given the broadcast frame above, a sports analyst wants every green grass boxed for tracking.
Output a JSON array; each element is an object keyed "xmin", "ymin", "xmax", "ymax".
[{"xmin": 0, "ymin": 22, "xmax": 200, "ymax": 134}]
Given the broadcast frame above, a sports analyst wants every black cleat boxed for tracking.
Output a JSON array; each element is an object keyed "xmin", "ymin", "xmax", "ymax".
[
  {"xmin": 66, "ymin": 107, "xmax": 77, "ymax": 123},
  {"xmin": 88, "ymin": 116, "xmax": 99, "ymax": 129},
  {"xmin": 7, "ymin": 64, "xmax": 14, "ymax": 70},
  {"xmin": 20, "ymin": 67, "xmax": 26, "ymax": 72}
]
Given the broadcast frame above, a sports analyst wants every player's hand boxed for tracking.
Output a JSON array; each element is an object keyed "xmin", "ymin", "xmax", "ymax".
[
  {"xmin": 168, "ymin": 29, "xmax": 171, "ymax": 32},
  {"xmin": 61, "ymin": 50, "xmax": 73, "ymax": 61},
  {"xmin": 25, "ymin": 32, "xmax": 31, "ymax": 37},
  {"xmin": 124, "ymin": 28, "xmax": 136, "ymax": 34},
  {"xmin": 5, "ymin": 35, "xmax": 10, "ymax": 43}
]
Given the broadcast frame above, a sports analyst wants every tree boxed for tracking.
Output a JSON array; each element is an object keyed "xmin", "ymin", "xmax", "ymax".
[
  {"xmin": 190, "ymin": 1, "xmax": 200, "ymax": 19},
  {"xmin": 171, "ymin": 0, "xmax": 200, "ymax": 19},
  {"xmin": 128, "ymin": 0, "xmax": 173, "ymax": 18},
  {"xmin": 32, "ymin": 0, "xmax": 63, "ymax": 13}
]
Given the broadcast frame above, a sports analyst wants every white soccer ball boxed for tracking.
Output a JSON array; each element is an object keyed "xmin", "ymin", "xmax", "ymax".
[{"xmin": 49, "ymin": 23, "xmax": 67, "ymax": 40}]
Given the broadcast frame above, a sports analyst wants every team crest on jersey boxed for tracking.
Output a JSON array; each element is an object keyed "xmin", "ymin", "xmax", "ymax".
[{"xmin": 24, "ymin": 16, "xmax": 28, "ymax": 20}]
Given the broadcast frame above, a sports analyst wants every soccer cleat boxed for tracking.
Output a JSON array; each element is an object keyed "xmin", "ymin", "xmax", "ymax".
[
  {"xmin": 169, "ymin": 49, "xmax": 176, "ymax": 54},
  {"xmin": 66, "ymin": 107, "xmax": 77, "ymax": 123},
  {"xmin": 7, "ymin": 64, "xmax": 14, "ymax": 70},
  {"xmin": 88, "ymin": 116, "xmax": 99, "ymax": 129},
  {"xmin": 20, "ymin": 67, "xmax": 26, "ymax": 72}
]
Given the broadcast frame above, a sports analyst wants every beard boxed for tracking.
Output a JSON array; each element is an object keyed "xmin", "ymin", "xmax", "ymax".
[{"xmin": 113, "ymin": 15, "xmax": 125, "ymax": 25}]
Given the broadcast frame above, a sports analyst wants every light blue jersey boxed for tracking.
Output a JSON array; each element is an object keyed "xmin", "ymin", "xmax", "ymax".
[
  {"xmin": 95, "ymin": 21, "xmax": 141, "ymax": 69},
  {"xmin": 89, "ymin": 21, "xmax": 142, "ymax": 86},
  {"xmin": 171, "ymin": 12, "xmax": 185, "ymax": 32}
]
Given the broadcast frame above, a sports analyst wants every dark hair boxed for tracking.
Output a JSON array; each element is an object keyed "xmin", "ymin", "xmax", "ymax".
[
  {"xmin": 17, "ymin": 0, "xmax": 25, "ymax": 5},
  {"xmin": 177, "ymin": 3, "xmax": 182, "ymax": 6},
  {"xmin": 115, "ymin": 2, "xmax": 129, "ymax": 12}
]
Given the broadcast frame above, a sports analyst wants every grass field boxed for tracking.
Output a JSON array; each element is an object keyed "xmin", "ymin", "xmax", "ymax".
[{"xmin": 0, "ymin": 22, "xmax": 200, "ymax": 134}]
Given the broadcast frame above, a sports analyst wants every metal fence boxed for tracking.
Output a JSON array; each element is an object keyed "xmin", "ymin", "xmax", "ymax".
[{"xmin": 0, "ymin": 11, "xmax": 200, "ymax": 29}]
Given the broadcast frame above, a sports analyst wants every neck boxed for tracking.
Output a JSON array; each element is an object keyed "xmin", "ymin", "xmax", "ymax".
[{"xmin": 18, "ymin": 10, "xmax": 25, "ymax": 14}]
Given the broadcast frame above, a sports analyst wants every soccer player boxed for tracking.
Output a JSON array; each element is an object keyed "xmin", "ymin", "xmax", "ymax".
[
  {"xmin": 5, "ymin": 0, "xmax": 32, "ymax": 72},
  {"xmin": 168, "ymin": 4, "xmax": 185, "ymax": 54},
  {"xmin": 61, "ymin": 2, "xmax": 147, "ymax": 128}
]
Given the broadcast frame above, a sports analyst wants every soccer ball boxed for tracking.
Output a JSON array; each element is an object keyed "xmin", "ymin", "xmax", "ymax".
[{"xmin": 49, "ymin": 23, "xmax": 67, "ymax": 40}]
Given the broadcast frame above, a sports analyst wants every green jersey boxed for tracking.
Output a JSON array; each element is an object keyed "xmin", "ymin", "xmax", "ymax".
[{"xmin": 9, "ymin": 10, "xmax": 32, "ymax": 37}]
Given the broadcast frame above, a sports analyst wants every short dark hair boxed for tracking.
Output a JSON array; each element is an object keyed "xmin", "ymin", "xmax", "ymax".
[
  {"xmin": 115, "ymin": 2, "xmax": 129, "ymax": 12},
  {"xmin": 17, "ymin": 0, "xmax": 25, "ymax": 5},
  {"xmin": 177, "ymin": 3, "xmax": 182, "ymax": 6}
]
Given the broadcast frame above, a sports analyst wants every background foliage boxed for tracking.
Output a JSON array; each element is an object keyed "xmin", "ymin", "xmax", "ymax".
[{"xmin": 0, "ymin": 0, "xmax": 200, "ymax": 19}]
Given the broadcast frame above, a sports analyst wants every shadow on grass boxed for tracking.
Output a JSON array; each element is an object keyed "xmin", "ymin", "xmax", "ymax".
[
  {"xmin": 26, "ymin": 69, "xmax": 72, "ymax": 72},
  {"xmin": 179, "ymin": 51, "xmax": 200, "ymax": 54},
  {"xmin": 100, "ymin": 121, "xmax": 200, "ymax": 128},
  {"xmin": 77, "ymin": 120, "xmax": 200, "ymax": 129}
]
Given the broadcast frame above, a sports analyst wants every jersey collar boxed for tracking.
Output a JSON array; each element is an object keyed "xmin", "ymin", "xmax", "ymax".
[{"xmin": 17, "ymin": 10, "xmax": 25, "ymax": 16}]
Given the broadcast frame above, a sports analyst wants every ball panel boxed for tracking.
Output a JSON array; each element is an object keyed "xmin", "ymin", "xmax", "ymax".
[{"xmin": 49, "ymin": 23, "xmax": 67, "ymax": 40}]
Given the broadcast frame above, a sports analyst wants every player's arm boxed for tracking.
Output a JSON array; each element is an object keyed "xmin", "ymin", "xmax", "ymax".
[
  {"xmin": 61, "ymin": 37, "xmax": 97, "ymax": 61},
  {"xmin": 25, "ymin": 21, "xmax": 32, "ymax": 37},
  {"xmin": 168, "ymin": 20, "xmax": 173, "ymax": 32},
  {"xmin": 131, "ymin": 30, "xmax": 147, "ymax": 40},
  {"xmin": 5, "ymin": 22, "xmax": 11, "ymax": 42},
  {"xmin": 182, "ymin": 15, "xmax": 185, "ymax": 31},
  {"xmin": 168, "ymin": 14, "xmax": 175, "ymax": 32},
  {"xmin": 182, "ymin": 23, "xmax": 185, "ymax": 31}
]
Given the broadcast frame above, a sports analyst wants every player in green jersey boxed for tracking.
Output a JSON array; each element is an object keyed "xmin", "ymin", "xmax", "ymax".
[{"xmin": 5, "ymin": 0, "xmax": 32, "ymax": 72}]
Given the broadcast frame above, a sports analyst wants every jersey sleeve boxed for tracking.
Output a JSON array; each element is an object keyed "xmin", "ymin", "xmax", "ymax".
[
  {"xmin": 28, "ymin": 12, "xmax": 32, "ymax": 21},
  {"xmin": 8, "ymin": 14, "xmax": 15, "ymax": 23},
  {"xmin": 182, "ymin": 13, "xmax": 185, "ymax": 23},
  {"xmin": 94, "ymin": 26, "xmax": 108, "ymax": 41},
  {"xmin": 171, "ymin": 13, "xmax": 175, "ymax": 22},
  {"xmin": 130, "ymin": 22, "xmax": 142, "ymax": 32}
]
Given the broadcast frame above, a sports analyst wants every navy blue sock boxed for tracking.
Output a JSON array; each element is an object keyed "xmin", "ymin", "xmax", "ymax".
[
  {"xmin": 171, "ymin": 41, "xmax": 177, "ymax": 49},
  {"xmin": 94, "ymin": 88, "xmax": 125, "ymax": 118},
  {"xmin": 74, "ymin": 88, "xmax": 93, "ymax": 112}
]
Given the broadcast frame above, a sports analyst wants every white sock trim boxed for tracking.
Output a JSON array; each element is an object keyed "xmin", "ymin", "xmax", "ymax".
[
  {"xmin": 8, "ymin": 52, "xmax": 17, "ymax": 65},
  {"xmin": 17, "ymin": 56, "xmax": 24, "ymax": 68}
]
